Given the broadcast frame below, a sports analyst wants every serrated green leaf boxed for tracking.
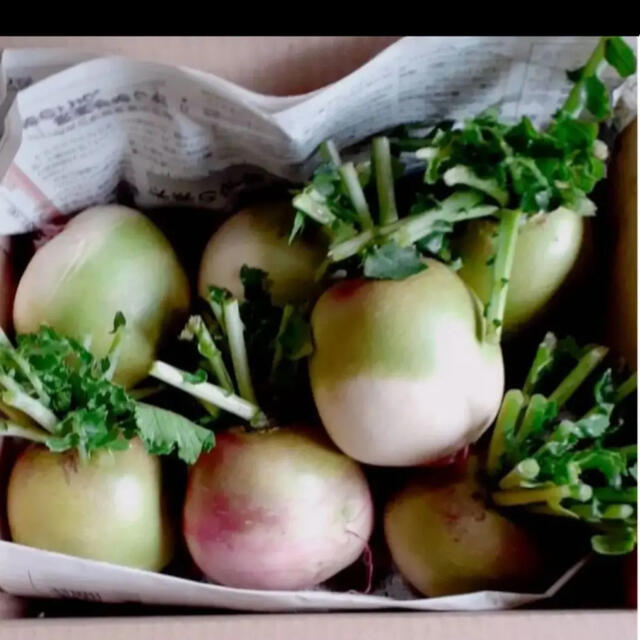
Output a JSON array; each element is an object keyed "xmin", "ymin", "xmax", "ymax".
[
  {"xmin": 363, "ymin": 243, "xmax": 427, "ymax": 280},
  {"xmin": 584, "ymin": 75, "xmax": 611, "ymax": 119},
  {"xmin": 605, "ymin": 37, "xmax": 637, "ymax": 77},
  {"xmin": 135, "ymin": 402, "xmax": 214, "ymax": 465}
]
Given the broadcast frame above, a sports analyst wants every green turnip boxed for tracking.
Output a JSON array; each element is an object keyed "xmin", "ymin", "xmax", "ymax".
[
  {"xmin": 454, "ymin": 209, "xmax": 584, "ymax": 334},
  {"xmin": 183, "ymin": 426, "xmax": 373, "ymax": 590},
  {"xmin": 13, "ymin": 205, "xmax": 190, "ymax": 388},
  {"xmin": 309, "ymin": 259, "xmax": 504, "ymax": 467},
  {"xmin": 198, "ymin": 202, "xmax": 325, "ymax": 306},
  {"xmin": 7, "ymin": 438, "xmax": 174, "ymax": 571},
  {"xmin": 384, "ymin": 457, "xmax": 542, "ymax": 596}
]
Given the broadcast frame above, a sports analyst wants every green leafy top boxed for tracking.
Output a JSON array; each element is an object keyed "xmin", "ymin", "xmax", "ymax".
[
  {"xmin": 488, "ymin": 332, "xmax": 637, "ymax": 555},
  {"xmin": 0, "ymin": 318, "xmax": 213, "ymax": 464},
  {"xmin": 292, "ymin": 37, "xmax": 635, "ymax": 277},
  {"xmin": 401, "ymin": 37, "xmax": 635, "ymax": 217},
  {"xmin": 289, "ymin": 36, "xmax": 635, "ymax": 342},
  {"xmin": 408, "ymin": 109, "xmax": 605, "ymax": 216},
  {"xmin": 173, "ymin": 265, "xmax": 313, "ymax": 427}
]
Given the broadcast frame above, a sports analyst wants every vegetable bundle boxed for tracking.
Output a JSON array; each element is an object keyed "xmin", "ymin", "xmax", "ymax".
[{"xmin": 0, "ymin": 36, "xmax": 636, "ymax": 605}]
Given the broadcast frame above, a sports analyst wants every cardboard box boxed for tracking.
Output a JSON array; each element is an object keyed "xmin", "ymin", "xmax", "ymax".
[{"xmin": 0, "ymin": 36, "xmax": 636, "ymax": 639}]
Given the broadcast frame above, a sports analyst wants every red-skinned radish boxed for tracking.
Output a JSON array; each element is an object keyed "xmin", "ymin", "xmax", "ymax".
[{"xmin": 183, "ymin": 426, "xmax": 373, "ymax": 590}]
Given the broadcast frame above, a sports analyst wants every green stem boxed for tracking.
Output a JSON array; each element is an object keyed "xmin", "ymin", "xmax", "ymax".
[
  {"xmin": 485, "ymin": 210, "xmax": 522, "ymax": 344},
  {"xmin": 181, "ymin": 316, "xmax": 234, "ymax": 392},
  {"xmin": 593, "ymin": 487, "xmax": 637, "ymax": 503},
  {"xmin": 356, "ymin": 160, "xmax": 371, "ymax": 186},
  {"xmin": 498, "ymin": 458, "xmax": 540, "ymax": 490},
  {"xmin": 487, "ymin": 388, "xmax": 525, "ymax": 476},
  {"xmin": 102, "ymin": 323, "xmax": 126, "ymax": 381},
  {"xmin": 293, "ymin": 191, "xmax": 357, "ymax": 241},
  {"xmin": 386, "ymin": 204, "xmax": 497, "ymax": 247},
  {"xmin": 0, "ymin": 382, "xmax": 57, "ymax": 432},
  {"xmin": 528, "ymin": 503, "xmax": 581, "ymax": 519},
  {"xmin": 149, "ymin": 361, "xmax": 266, "ymax": 425},
  {"xmin": 514, "ymin": 394, "xmax": 550, "ymax": 446},
  {"xmin": 562, "ymin": 37, "xmax": 608, "ymax": 117},
  {"xmin": 493, "ymin": 484, "xmax": 573, "ymax": 507},
  {"xmin": 313, "ymin": 258, "xmax": 331, "ymax": 283},
  {"xmin": 271, "ymin": 305, "xmax": 294, "ymax": 379},
  {"xmin": 0, "ymin": 420, "xmax": 48, "ymax": 443},
  {"xmin": 320, "ymin": 139, "xmax": 341, "ymax": 166},
  {"xmin": 615, "ymin": 372, "xmax": 637, "ymax": 404},
  {"xmin": 326, "ymin": 192, "xmax": 494, "ymax": 264},
  {"xmin": 178, "ymin": 318, "xmax": 230, "ymax": 419},
  {"xmin": 614, "ymin": 444, "xmax": 637, "ymax": 459},
  {"xmin": 549, "ymin": 345, "xmax": 609, "ymax": 409},
  {"xmin": 522, "ymin": 333, "xmax": 557, "ymax": 397},
  {"xmin": 339, "ymin": 162, "xmax": 373, "ymax": 230},
  {"xmin": 223, "ymin": 299, "xmax": 257, "ymax": 404},
  {"xmin": 206, "ymin": 296, "xmax": 227, "ymax": 335},
  {"xmin": 601, "ymin": 504, "xmax": 635, "ymax": 520},
  {"xmin": 443, "ymin": 166, "xmax": 509, "ymax": 207},
  {"xmin": 372, "ymin": 137, "xmax": 398, "ymax": 224},
  {"xmin": 568, "ymin": 503, "xmax": 600, "ymax": 521},
  {"xmin": 293, "ymin": 191, "xmax": 339, "ymax": 227},
  {"xmin": 492, "ymin": 482, "xmax": 592, "ymax": 507},
  {"xmin": 328, "ymin": 230, "xmax": 375, "ymax": 263},
  {"xmin": 0, "ymin": 340, "xmax": 51, "ymax": 407},
  {"xmin": 0, "ymin": 399, "xmax": 38, "ymax": 430}
]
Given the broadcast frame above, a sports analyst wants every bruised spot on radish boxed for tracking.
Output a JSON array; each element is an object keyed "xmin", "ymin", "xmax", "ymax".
[
  {"xmin": 329, "ymin": 278, "xmax": 367, "ymax": 301},
  {"xmin": 192, "ymin": 493, "xmax": 279, "ymax": 544},
  {"xmin": 419, "ymin": 446, "xmax": 470, "ymax": 470}
]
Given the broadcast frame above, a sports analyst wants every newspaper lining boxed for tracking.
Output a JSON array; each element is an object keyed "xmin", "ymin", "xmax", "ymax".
[{"xmin": 0, "ymin": 36, "xmax": 636, "ymax": 235}]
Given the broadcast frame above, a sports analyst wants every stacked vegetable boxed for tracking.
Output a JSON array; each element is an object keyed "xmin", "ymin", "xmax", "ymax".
[{"xmin": 0, "ymin": 36, "xmax": 636, "ymax": 603}]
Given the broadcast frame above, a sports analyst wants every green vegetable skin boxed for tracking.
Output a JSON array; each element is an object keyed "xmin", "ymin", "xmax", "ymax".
[
  {"xmin": 455, "ymin": 209, "xmax": 584, "ymax": 332},
  {"xmin": 13, "ymin": 205, "xmax": 190, "ymax": 388},
  {"xmin": 310, "ymin": 259, "xmax": 503, "ymax": 466},
  {"xmin": 198, "ymin": 202, "xmax": 325, "ymax": 306},
  {"xmin": 384, "ymin": 458, "xmax": 542, "ymax": 596},
  {"xmin": 8, "ymin": 438, "xmax": 174, "ymax": 570}
]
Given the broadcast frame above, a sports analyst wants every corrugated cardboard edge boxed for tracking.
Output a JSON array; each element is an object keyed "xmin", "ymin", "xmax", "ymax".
[
  {"xmin": 0, "ymin": 36, "xmax": 400, "ymax": 96},
  {"xmin": 0, "ymin": 610, "xmax": 636, "ymax": 640}
]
